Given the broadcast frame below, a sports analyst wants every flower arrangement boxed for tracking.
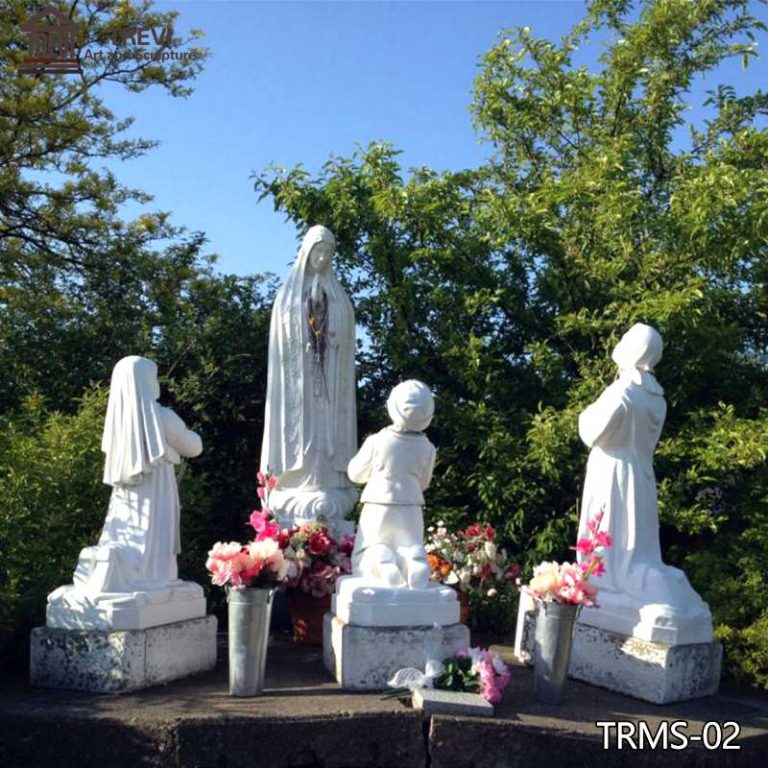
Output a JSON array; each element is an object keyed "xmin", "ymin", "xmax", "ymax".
[
  {"xmin": 436, "ymin": 646, "xmax": 511, "ymax": 703},
  {"xmin": 205, "ymin": 470, "xmax": 296, "ymax": 589},
  {"xmin": 387, "ymin": 644, "xmax": 511, "ymax": 704},
  {"xmin": 523, "ymin": 511, "xmax": 612, "ymax": 607},
  {"xmin": 425, "ymin": 521, "xmax": 520, "ymax": 597},
  {"xmin": 281, "ymin": 522, "xmax": 355, "ymax": 598}
]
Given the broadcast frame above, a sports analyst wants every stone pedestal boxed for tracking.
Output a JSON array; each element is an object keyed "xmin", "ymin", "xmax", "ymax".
[
  {"xmin": 323, "ymin": 613, "xmax": 469, "ymax": 691},
  {"xmin": 30, "ymin": 615, "xmax": 217, "ymax": 693},
  {"xmin": 515, "ymin": 601, "xmax": 721, "ymax": 704},
  {"xmin": 333, "ymin": 577, "xmax": 460, "ymax": 626},
  {"xmin": 46, "ymin": 579, "xmax": 207, "ymax": 631}
]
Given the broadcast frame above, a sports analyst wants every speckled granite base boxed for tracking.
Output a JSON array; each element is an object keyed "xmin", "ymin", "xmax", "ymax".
[
  {"xmin": 518, "ymin": 607, "xmax": 721, "ymax": 704},
  {"xmin": 323, "ymin": 613, "xmax": 469, "ymax": 691},
  {"xmin": 30, "ymin": 615, "xmax": 217, "ymax": 693}
]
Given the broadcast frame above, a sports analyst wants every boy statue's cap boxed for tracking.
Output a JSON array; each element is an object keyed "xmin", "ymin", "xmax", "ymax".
[{"xmin": 387, "ymin": 380, "xmax": 434, "ymax": 432}]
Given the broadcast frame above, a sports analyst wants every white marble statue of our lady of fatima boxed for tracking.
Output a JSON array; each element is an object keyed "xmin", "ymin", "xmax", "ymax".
[
  {"xmin": 45, "ymin": 356, "xmax": 207, "ymax": 630},
  {"xmin": 260, "ymin": 225, "xmax": 358, "ymax": 530}
]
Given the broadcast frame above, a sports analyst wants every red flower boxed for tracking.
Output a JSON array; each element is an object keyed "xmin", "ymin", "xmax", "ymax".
[
  {"xmin": 339, "ymin": 533, "xmax": 355, "ymax": 555},
  {"xmin": 278, "ymin": 530, "xmax": 291, "ymax": 550},
  {"xmin": 504, "ymin": 562, "xmax": 521, "ymax": 581},
  {"xmin": 308, "ymin": 529, "xmax": 332, "ymax": 557}
]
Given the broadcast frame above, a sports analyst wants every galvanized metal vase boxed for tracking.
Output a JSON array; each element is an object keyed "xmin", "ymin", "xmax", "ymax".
[
  {"xmin": 227, "ymin": 587, "xmax": 274, "ymax": 697},
  {"xmin": 532, "ymin": 600, "xmax": 579, "ymax": 704}
]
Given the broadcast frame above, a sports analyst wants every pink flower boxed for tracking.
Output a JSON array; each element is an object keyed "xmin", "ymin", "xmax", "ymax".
[
  {"xmin": 256, "ymin": 520, "xmax": 280, "ymax": 542},
  {"xmin": 593, "ymin": 531, "xmax": 613, "ymax": 549},
  {"xmin": 590, "ymin": 558, "xmax": 606, "ymax": 577},
  {"xmin": 587, "ymin": 510, "xmax": 605, "ymax": 533},
  {"xmin": 257, "ymin": 487, "xmax": 266, "ymax": 500},
  {"xmin": 249, "ymin": 509, "xmax": 270, "ymax": 534},
  {"xmin": 257, "ymin": 470, "xmax": 266, "ymax": 486},
  {"xmin": 268, "ymin": 476, "xmax": 278, "ymax": 490},
  {"xmin": 572, "ymin": 537, "xmax": 595, "ymax": 556}
]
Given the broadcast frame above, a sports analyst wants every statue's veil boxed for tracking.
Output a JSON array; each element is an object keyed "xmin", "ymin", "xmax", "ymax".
[{"xmin": 101, "ymin": 356, "xmax": 167, "ymax": 486}]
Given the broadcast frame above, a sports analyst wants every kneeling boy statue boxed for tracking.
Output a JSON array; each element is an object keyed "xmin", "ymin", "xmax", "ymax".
[
  {"xmin": 323, "ymin": 380, "xmax": 467, "ymax": 690},
  {"xmin": 348, "ymin": 379, "xmax": 435, "ymax": 589}
]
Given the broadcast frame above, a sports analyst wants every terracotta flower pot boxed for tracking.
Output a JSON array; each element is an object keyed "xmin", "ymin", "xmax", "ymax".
[
  {"xmin": 457, "ymin": 589, "xmax": 471, "ymax": 625},
  {"xmin": 288, "ymin": 590, "xmax": 332, "ymax": 646}
]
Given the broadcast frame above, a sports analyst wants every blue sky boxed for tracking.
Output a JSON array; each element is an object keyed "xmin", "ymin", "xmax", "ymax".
[{"xmin": 99, "ymin": 0, "xmax": 767, "ymax": 278}]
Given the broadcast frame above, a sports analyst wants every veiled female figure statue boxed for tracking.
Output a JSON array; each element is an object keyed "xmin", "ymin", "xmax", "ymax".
[
  {"xmin": 576, "ymin": 323, "xmax": 713, "ymax": 644},
  {"xmin": 261, "ymin": 225, "xmax": 358, "ymax": 529},
  {"xmin": 46, "ymin": 356, "xmax": 207, "ymax": 630}
]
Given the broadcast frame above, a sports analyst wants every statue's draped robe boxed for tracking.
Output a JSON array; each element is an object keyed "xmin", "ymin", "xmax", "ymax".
[
  {"xmin": 260, "ymin": 227, "xmax": 357, "ymax": 492},
  {"xmin": 96, "ymin": 357, "xmax": 202, "ymax": 591},
  {"xmin": 577, "ymin": 371, "xmax": 704, "ymax": 609}
]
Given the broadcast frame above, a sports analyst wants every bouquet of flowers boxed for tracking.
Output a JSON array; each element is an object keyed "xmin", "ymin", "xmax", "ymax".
[
  {"xmin": 205, "ymin": 470, "xmax": 297, "ymax": 589},
  {"xmin": 387, "ymin": 644, "xmax": 511, "ymax": 704},
  {"xmin": 437, "ymin": 646, "xmax": 512, "ymax": 704},
  {"xmin": 523, "ymin": 511, "xmax": 612, "ymax": 607},
  {"xmin": 425, "ymin": 521, "xmax": 519, "ymax": 597},
  {"xmin": 280, "ymin": 522, "xmax": 355, "ymax": 598}
]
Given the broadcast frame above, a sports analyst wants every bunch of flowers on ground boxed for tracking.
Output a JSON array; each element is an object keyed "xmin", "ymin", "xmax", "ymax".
[
  {"xmin": 205, "ymin": 469, "xmax": 296, "ymax": 589},
  {"xmin": 425, "ymin": 521, "xmax": 519, "ymax": 597},
  {"xmin": 523, "ymin": 511, "xmax": 612, "ymax": 607},
  {"xmin": 435, "ymin": 646, "xmax": 511, "ymax": 703},
  {"xmin": 387, "ymin": 644, "xmax": 511, "ymax": 704},
  {"xmin": 280, "ymin": 522, "xmax": 355, "ymax": 598}
]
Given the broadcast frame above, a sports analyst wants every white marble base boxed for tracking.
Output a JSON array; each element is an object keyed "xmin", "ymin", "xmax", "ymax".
[
  {"xmin": 332, "ymin": 576, "xmax": 460, "ymax": 627},
  {"xmin": 46, "ymin": 580, "xmax": 207, "ymax": 631},
  {"xmin": 413, "ymin": 688, "xmax": 494, "ymax": 717},
  {"xmin": 323, "ymin": 613, "xmax": 470, "ymax": 691},
  {"xmin": 577, "ymin": 589, "xmax": 713, "ymax": 645},
  {"xmin": 272, "ymin": 486, "xmax": 358, "ymax": 534},
  {"xmin": 516, "ymin": 603, "xmax": 721, "ymax": 704},
  {"xmin": 30, "ymin": 615, "xmax": 217, "ymax": 693}
]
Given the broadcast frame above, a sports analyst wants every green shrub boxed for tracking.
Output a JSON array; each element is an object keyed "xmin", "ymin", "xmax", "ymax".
[
  {"xmin": 0, "ymin": 390, "xmax": 109, "ymax": 664},
  {"xmin": 716, "ymin": 613, "xmax": 768, "ymax": 691}
]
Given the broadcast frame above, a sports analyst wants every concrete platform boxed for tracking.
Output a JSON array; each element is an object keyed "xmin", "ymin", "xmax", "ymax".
[{"xmin": 1, "ymin": 634, "xmax": 767, "ymax": 767}]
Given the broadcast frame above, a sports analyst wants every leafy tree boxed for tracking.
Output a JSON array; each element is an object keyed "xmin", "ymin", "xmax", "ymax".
[
  {"xmin": 0, "ymin": 0, "xmax": 208, "ymax": 412},
  {"xmin": 256, "ymin": 0, "xmax": 768, "ymax": 682},
  {"xmin": 0, "ymin": 3, "xmax": 274, "ymax": 659}
]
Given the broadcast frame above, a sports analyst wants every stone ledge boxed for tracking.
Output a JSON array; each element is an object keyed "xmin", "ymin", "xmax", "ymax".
[{"xmin": 3, "ymin": 636, "xmax": 767, "ymax": 768}]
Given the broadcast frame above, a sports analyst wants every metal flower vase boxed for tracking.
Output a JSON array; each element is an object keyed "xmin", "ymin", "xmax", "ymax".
[
  {"xmin": 533, "ymin": 600, "xmax": 579, "ymax": 704},
  {"xmin": 227, "ymin": 587, "xmax": 274, "ymax": 697}
]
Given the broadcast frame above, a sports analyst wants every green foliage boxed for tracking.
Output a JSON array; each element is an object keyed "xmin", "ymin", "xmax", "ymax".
[
  {"xmin": 255, "ymin": 1, "xmax": 768, "ymax": 688},
  {"xmin": 0, "ymin": 3, "xmax": 269, "ymax": 655},
  {"xmin": 0, "ymin": 0, "xmax": 207, "ymax": 277},
  {"xmin": 0, "ymin": 389, "xmax": 109, "ymax": 659},
  {"xmin": 716, "ymin": 612, "xmax": 768, "ymax": 690},
  {"xmin": 435, "ymin": 655, "xmax": 482, "ymax": 694}
]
